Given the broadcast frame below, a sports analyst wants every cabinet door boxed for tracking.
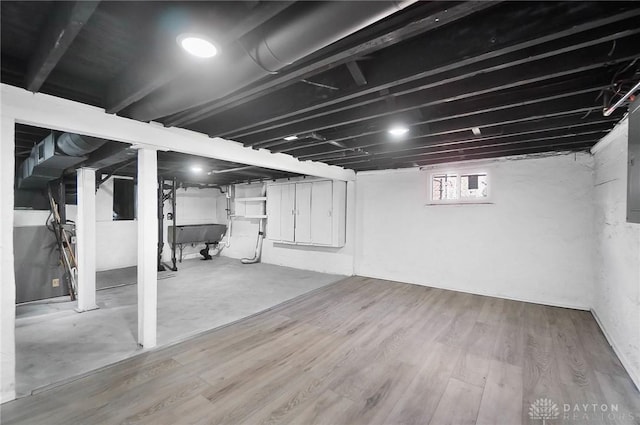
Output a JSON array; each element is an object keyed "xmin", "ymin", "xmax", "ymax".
[
  {"xmin": 311, "ymin": 180, "xmax": 333, "ymax": 245},
  {"xmin": 266, "ymin": 184, "xmax": 281, "ymax": 240},
  {"xmin": 294, "ymin": 182, "xmax": 312, "ymax": 243},
  {"xmin": 280, "ymin": 183, "xmax": 296, "ymax": 242}
]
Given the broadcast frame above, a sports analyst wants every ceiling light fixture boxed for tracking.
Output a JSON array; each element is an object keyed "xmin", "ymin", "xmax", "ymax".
[
  {"xmin": 190, "ymin": 165, "xmax": 203, "ymax": 173},
  {"xmin": 178, "ymin": 34, "xmax": 218, "ymax": 58},
  {"xmin": 388, "ymin": 125, "xmax": 409, "ymax": 137},
  {"xmin": 284, "ymin": 135, "xmax": 298, "ymax": 141}
]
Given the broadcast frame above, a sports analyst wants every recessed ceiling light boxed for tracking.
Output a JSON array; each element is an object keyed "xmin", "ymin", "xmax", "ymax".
[
  {"xmin": 388, "ymin": 125, "xmax": 409, "ymax": 137},
  {"xmin": 190, "ymin": 165, "xmax": 203, "ymax": 173},
  {"xmin": 178, "ymin": 34, "xmax": 218, "ymax": 58},
  {"xmin": 284, "ymin": 135, "xmax": 298, "ymax": 141}
]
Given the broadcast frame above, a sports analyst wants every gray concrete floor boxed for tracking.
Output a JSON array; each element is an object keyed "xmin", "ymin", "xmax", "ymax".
[{"xmin": 15, "ymin": 257, "xmax": 343, "ymax": 397}]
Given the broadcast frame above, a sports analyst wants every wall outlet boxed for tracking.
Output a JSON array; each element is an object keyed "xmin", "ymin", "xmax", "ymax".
[{"xmin": 52, "ymin": 278, "xmax": 60, "ymax": 288}]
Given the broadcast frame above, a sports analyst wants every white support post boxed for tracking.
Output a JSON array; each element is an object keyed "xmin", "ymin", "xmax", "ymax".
[
  {"xmin": 76, "ymin": 167, "xmax": 98, "ymax": 312},
  {"xmin": 0, "ymin": 115, "xmax": 16, "ymax": 402},
  {"xmin": 137, "ymin": 148, "xmax": 157, "ymax": 348}
]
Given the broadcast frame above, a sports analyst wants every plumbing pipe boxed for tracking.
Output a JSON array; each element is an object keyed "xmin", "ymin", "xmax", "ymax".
[
  {"xmin": 224, "ymin": 184, "xmax": 232, "ymax": 248},
  {"xmin": 604, "ymin": 80, "xmax": 640, "ymax": 116},
  {"xmin": 241, "ymin": 183, "xmax": 267, "ymax": 264}
]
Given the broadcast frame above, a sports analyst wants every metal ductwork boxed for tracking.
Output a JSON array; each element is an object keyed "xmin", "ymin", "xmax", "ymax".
[
  {"xmin": 127, "ymin": 1, "xmax": 417, "ymax": 122},
  {"xmin": 17, "ymin": 133, "xmax": 106, "ymax": 189},
  {"xmin": 57, "ymin": 133, "xmax": 107, "ymax": 156}
]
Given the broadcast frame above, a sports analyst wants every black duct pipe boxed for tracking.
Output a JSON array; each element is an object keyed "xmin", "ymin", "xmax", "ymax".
[{"xmin": 128, "ymin": 1, "xmax": 416, "ymax": 122}]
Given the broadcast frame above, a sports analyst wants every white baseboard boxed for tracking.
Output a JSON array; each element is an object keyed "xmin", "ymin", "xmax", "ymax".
[
  {"xmin": 356, "ymin": 272, "xmax": 590, "ymax": 311},
  {"xmin": 591, "ymin": 308, "xmax": 640, "ymax": 392}
]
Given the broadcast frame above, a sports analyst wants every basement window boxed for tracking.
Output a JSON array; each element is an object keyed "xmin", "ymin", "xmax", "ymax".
[
  {"xmin": 429, "ymin": 171, "xmax": 490, "ymax": 204},
  {"xmin": 113, "ymin": 178, "xmax": 136, "ymax": 220}
]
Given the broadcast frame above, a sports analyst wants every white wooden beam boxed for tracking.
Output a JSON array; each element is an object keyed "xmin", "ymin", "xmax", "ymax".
[
  {"xmin": 76, "ymin": 167, "xmax": 98, "ymax": 312},
  {"xmin": 1, "ymin": 84, "xmax": 355, "ymax": 182},
  {"xmin": 0, "ymin": 115, "xmax": 16, "ymax": 402},
  {"xmin": 137, "ymin": 148, "xmax": 157, "ymax": 348}
]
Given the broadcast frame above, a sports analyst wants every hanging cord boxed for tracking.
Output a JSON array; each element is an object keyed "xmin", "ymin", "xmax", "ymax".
[{"xmin": 594, "ymin": 58, "xmax": 639, "ymax": 116}]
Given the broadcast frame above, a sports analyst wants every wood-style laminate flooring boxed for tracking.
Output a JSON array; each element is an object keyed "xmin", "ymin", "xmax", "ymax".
[{"xmin": 2, "ymin": 276, "xmax": 639, "ymax": 425}]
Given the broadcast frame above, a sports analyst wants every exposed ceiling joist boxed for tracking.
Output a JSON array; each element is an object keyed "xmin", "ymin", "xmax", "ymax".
[
  {"xmin": 247, "ymin": 70, "xmax": 615, "ymax": 149},
  {"xmin": 127, "ymin": 0, "xmax": 433, "ymax": 123},
  {"xmin": 25, "ymin": 1, "xmax": 100, "ymax": 92},
  {"xmin": 347, "ymin": 128, "xmax": 606, "ymax": 162},
  {"xmin": 362, "ymin": 139, "xmax": 598, "ymax": 170},
  {"xmin": 104, "ymin": 1, "xmax": 295, "ymax": 114},
  {"xmin": 167, "ymin": 1, "xmax": 502, "ymax": 127},
  {"xmin": 4, "ymin": 1, "xmax": 640, "ymax": 173},
  {"xmin": 237, "ymin": 31, "xmax": 640, "ymax": 147},
  {"xmin": 300, "ymin": 118, "xmax": 617, "ymax": 162},
  {"xmin": 276, "ymin": 93, "xmax": 606, "ymax": 155},
  {"xmin": 331, "ymin": 137, "xmax": 597, "ymax": 170},
  {"xmin": 328, "ymin": 127, "xmax": 609, "ymax": 166},
  {"xmin": 227, "ymin": 30, "xmax": 640, "ymax": 142},
  {"xmin": 190, "ymin": 7, "xmax": 640, "ymax": 137}
]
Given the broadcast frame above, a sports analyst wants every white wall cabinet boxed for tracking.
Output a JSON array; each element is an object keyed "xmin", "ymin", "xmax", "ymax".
[{"xmin": 266, "ymin": 179, "xmax": 346, "ymax": 247}]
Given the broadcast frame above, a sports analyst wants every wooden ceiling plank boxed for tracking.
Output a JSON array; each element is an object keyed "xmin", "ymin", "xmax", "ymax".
[
  {"xmin": 168, "ymin": 1, "xmax": 502, "ymax": 127},
  {"xmin": 104, "ymin": 1, "xmax": 295, "ymax": 114},
  {"xmin": 276, "ymin": 93, "xmax": 604, "ymax": 154},
  {"xmin": 25, "ymin": 1, "xmax": 100, "ymax": 92},
  {"xmin": 225, "ymin": 23, "xmax": 640, "ymax": 142},
  {"xmin": 291, "ymin": 108, "xmax": 624, "ymax": 161},
  {"xmin": 177, "ymin": 4, "xmax": 640, "ymax": 131},
  {"xmin": 249, "ymin": 72, "xmax": 611, "ymax": 152},
  {"xmin": 300, "ymin": 118, "xmax": 617, "ymax": 162}
]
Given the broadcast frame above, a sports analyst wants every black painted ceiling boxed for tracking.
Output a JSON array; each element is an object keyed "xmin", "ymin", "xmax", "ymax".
[{"xmin": 3, "ymin": 1, "xmax": 640, "ymax": 182}]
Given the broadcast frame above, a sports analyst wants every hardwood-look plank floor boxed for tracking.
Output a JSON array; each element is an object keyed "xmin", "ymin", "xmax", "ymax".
[{"xmin": 2, "ymin": 276, "xmax": 639, "ymax": 425}]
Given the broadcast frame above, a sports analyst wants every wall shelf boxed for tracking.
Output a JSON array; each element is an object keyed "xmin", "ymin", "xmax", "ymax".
[
  {"xmin": 234, "ymin": 214, "xmax": 268, "ymax": 219},
  {"xmin": 235, "ymin": 197, "xmax": 267, "ymax": 202}
]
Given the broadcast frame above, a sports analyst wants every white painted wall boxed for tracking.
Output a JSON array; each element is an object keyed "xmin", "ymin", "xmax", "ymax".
[
  {"xmin": 219, "ymin": 180, "xmax": 355, "ymax": 276},
  {"xmin": 13, "ymin": 210, "xmax": 52, "ymax": 227},
  {"xmin": 591, "ymin": 118, "xmax": 640, "ymax": 388},
  {"xmin": 12, "ymin": 179, "xmax": 138, "ymax": 273},
  {"xmin": 94, "ymin": 177, "xmax": 138, "ymax": 271},
  {"xmin": 355, "ymin": 153, "xmax": 595, "ymax": 309},
  {"xmin": 12, "ymin": 181, "xmax": 222, "ymax": 272}
]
